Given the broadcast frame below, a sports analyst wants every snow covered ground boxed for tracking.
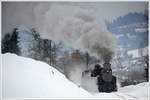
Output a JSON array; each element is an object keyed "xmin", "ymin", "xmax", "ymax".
[{"xmin": 2, "ymin": 53, "xmax": 149, "ymax": 99}]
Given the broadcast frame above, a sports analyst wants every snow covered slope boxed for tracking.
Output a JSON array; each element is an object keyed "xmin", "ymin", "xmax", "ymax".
[
  {"xmin": 2, "ymin": 53, "xmax": 91, "ymax": 98},
  {"xmin": 118, "ymin": 82, "xmax": 148, "ymax": 98},
  {"xmin": 2, "ymin": 53, "xmax": 149, "ymax": 99}
]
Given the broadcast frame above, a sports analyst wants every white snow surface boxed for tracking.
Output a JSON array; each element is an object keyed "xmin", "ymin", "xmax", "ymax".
[
  {"xmin": 2, "ymin": 53, "xmax": 149, "ymax": 99},
  {"xmin": 127, "ymin": 46, "xmax": 148, "ymax": 58}
]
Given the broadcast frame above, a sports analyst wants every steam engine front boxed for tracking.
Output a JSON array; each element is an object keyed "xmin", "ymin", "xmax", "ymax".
[{"xmin": 91, "ymin": 62, "xmax": 117, "ymax": 92}]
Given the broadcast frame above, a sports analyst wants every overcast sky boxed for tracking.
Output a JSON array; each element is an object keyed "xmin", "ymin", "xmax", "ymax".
[
  {"xmin": 90, "ymin": 2, "xmax": 148, "ymax": 22},
  {"xmin": 2, "ymin": 2, "xmax": 148, "ymax": 35}
]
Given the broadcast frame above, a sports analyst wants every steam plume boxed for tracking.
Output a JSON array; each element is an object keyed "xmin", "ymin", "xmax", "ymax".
[{"xmin": 2, "ymin": 2, "xmax": 117, "ymax": 62}]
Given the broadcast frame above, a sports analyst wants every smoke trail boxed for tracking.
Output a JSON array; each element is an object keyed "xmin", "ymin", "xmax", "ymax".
[
  {"xmin": 50, "ymin": 8, "xmax": 117, "ymax": 62},
  {"xmin": 2, "ymin": 2, "xmax": 117, "ymax": 62}
]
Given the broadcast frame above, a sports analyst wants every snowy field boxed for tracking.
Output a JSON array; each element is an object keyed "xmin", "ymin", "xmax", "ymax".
[{"xmin": 2, "ymin": 53, "xmax": 149, "ymax": 99}]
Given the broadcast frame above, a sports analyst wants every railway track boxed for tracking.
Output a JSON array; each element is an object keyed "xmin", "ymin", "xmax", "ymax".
[{"xmin": 114, "ymin": 93, "xmax": 137, "ymax": 100}]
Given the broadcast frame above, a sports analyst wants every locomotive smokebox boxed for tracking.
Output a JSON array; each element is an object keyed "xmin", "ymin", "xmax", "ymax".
[
  {"xmin": 103, "ymin": 62, "xmax": 111, "ymax": 69},
  {"xmin": 102, "ymin": 62, "xmax": 113, "ymax": 82}
]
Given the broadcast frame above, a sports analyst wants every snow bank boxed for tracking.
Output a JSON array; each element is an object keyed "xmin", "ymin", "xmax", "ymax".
[
  {"xmin": 92, "ymin": 82, "xmax": 149, "ymax": 99},
  {"xmin": 2, "ymin": 53, "xmax": 91, "ymax": 98},
  {"xmin": 118, "ymin": 82, "xmax": 149, "ymax": 98},
  {"xmin": 2, "ymin": 53, "xmax": 149, "ymax": 99}
]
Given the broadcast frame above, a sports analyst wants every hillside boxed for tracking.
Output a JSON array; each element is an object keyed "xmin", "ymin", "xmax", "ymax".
[{"xmin": 2, "ymin": 53, "xmax": 149, "ymax": 99}]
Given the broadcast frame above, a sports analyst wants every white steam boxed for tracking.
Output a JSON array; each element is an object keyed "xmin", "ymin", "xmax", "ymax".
[
  {"xmin": 42, "ymin": 5, "xmax": 117, "ymax": 62},
  {"xmin": 2, "ymin": 2, "xmax": 117, "ymax": 62}
]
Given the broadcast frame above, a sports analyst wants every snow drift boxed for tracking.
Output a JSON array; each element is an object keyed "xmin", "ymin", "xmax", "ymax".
[
  {"xmin": 2, "ymin": 53, "xmax": 149, "ymax": 99},
  {"xmin": 2, "ymin": 53, "xmax": 91, "ymax": 98}
]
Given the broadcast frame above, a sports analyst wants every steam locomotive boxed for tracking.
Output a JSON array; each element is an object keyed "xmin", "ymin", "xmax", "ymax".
[{"xmin": 91, "ymin": 63, "xmax": 117, "ymax": 92}]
